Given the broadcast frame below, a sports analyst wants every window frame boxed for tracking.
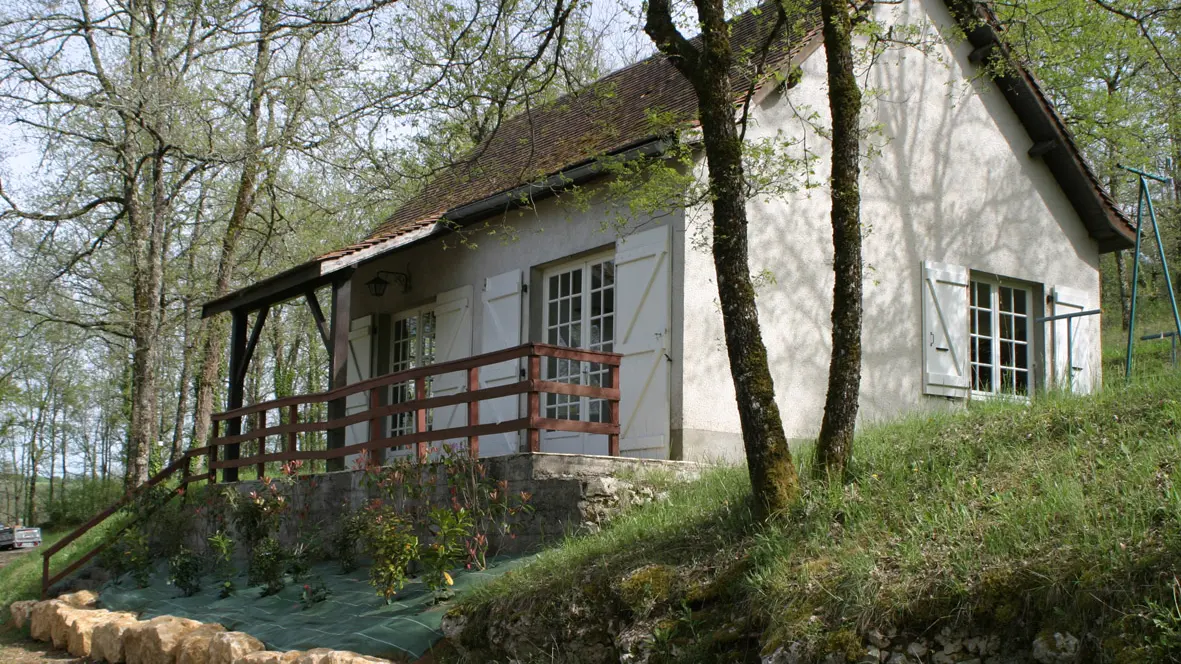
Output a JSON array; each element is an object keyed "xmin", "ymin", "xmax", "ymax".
[
  {"xmin": 968, "ymin": 273, "xmax": 1035, "ymax": 400},
  {"xmin": 387, "ymin": 304, "xmax": 437, "ymax": 436}
]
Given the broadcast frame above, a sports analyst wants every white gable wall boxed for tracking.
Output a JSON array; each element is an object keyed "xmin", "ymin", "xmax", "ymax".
[{"xmin": 677, "ymin": 0, "xmax": 1102, "ymax": 461}]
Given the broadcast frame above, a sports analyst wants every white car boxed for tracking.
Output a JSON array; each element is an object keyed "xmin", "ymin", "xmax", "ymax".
[{"xmin": 0, "ymin": 524, "xmax": 42, "ymax": 550}]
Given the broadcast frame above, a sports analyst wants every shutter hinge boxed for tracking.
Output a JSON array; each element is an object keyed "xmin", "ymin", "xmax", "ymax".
[{"xmin": 522, "ymin": 283, "xmax": 528, "ymax": 293}]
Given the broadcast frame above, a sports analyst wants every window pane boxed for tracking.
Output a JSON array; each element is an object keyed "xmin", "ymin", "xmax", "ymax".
[
  {"xmin": 603, "ymin": 262, "xmax": 614, "ymax": 286},
  {"xmin": 1014, "ymin": 291, "xmax": 1027, "ymax": 315},
  {"xmin": 571, "ymin": 269, "xmax": 583, "ymax": 295},
  {"xmin": 1000, "ymin": 287, "xmax": 1013, "ymax": 313},
  {"xmin": 592, "ymin": 264, "xmax": 601, "ymax": 290}
]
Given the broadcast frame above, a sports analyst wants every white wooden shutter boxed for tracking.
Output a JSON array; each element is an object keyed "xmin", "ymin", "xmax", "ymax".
[
  {"xmin": 921, "ymin": 261, "xmax": 970, "ymax": 397},
  {"xmin": 615, "ymin": 226, "xmax": 671, "ymax": 458},
  {"xmin": 431, "ymin": 285, "xmax": 474, "ymax": 448},
  {"xmin": 344, "ymin": 316, "xmax": 373, "ymax": 468},
  {"xmin": 479, "ymin": 270, "xmax": 523, "ymax": 456},
  {"xmin": 1051, "ymin": 285, "xmax": 1094, "ymax": 394}
]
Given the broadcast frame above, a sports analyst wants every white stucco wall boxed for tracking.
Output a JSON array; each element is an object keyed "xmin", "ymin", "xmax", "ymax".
[{"xmin": 678, "ymin": 0, "xmax": 1103, "ymax": 461}]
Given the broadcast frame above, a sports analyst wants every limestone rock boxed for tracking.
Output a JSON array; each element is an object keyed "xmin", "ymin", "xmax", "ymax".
[
  {"xmin": 28, "ymin": 599, "xmax": 67, "ymax": 642},
  {"xmin": 67, "ymin": 608, "xmax": 126, "ymax": 657},
  {"xmin": 58, "ymin": 589, "xmax": 101, "ymax": 608},
  {"xmin": 53, "ymin": 605, "xmax": 101, "ymax": 649},
  {"xmin": 1031, "ymin": 632, "xmax": 1079, "ymax": 663},
  {"xmin": 321, "ymin": 652, "xmax": 390, "ymax": 664},
  {"xmin": 207, "ymin": 631, "xmax": 265, "ymax": 664},
  {"xmin": 176, "ymin": 624, "xmax": 232, "ymax": 664},
  {"xmin": 9, "ymin": 599, "xmax": 37, "ymax": 630},
  {"xmin": 124, "ymin": 615, "xmax": 211, "ymax": 664},
  {"xmin": 234, "ymin": 652, "xmax": 300, "ymax": 664},
  {"xmin": 292, "ymin": 649, "xmax": 334, "ymax": 664},
  {"xmin": 91, "ymin": 612, "xmax": 141, "ymax": 663}
]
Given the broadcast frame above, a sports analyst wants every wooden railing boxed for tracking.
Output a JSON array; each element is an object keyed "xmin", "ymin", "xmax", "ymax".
[{"xmin": 41, "ymin": 343, "xmax": 620, "ymax": 597}]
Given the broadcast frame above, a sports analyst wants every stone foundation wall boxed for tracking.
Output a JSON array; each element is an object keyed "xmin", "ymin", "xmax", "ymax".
[{"xmin": 181, "ymin": 453, "xmax": 700, "ymax": 556}]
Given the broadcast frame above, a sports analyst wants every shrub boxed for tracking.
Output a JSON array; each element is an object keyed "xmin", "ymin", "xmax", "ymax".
[
  {"xmin": 287, "ymin": 542, "xmax": 312, "ymax": 583},
  {"xmin": 168, "ymin": 547, "xmax": 202, "ymax": 597},
  {"xmin": 420, "ymin": 507, "xmax": 472, "ymax": 597},
  {"xmin": 361, "ymin": 502, "xmax": 418, "ymax": 603},
  {"xmin": 332, "ymin": 509, "xmax": 366, "ymax": 573},
  {"xmin": 208, "ymin": 530, "xmax": 236, "ymax": 598},
  {"xmin": 248, "ymin": 536, "xmax": 287, "ymax": 596},
  {"xmin": 227, "ymin": 478, "xmax": 287, "ymax": 550},
  {"xmin": 300, "ymin": 576, "xmax": 331, "ymax": 610},
  {"xmin": 99, "ymin": 525, "xmax": 154, "ymax": 588}
]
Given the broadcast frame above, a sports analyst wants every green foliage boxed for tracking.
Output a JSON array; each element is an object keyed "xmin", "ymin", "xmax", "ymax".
[
  {"xmin": 420, "ymin": 508, "xmax": 472, "ymax": 597},
  {"xmin": 227, "ymin": 479, "xmax": 288, "ymax": 549},
  {"xmin": 43, "ymin": 479, "xmax": 124, "ymax": 528},
  {"xmin": 167, "ymin": 547, "xmax": 202, "ymax": 597},
  {"xmin": 207, "ymin": 530, "xmax": 236, "ymax": 597},
  {"xmin": 248, "ymin": 536, "xmax": 287, "ymax": 597},
  {"xmin": 360, "ymin": 502, "xmax": 419, "ymax": 603},
  {"xmin": 99, "ymin": 525, "xmax": 154, "ymax": 588},
  {"xmin": 331, "ymin": 509, "xmax": 366, "ymax": 574},
  {"xmin": 287, "ymin": 541, "xmax": 312, "ymax": 583}
]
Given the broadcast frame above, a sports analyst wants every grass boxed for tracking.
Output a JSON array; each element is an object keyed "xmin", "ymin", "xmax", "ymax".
[
  {"xmin": 454, "ymin": 322, "xmax": 1181, "ymax": 661},
  {"xmin": 0, "ymin": 519, "xmax": 130, "ymax": 617}
]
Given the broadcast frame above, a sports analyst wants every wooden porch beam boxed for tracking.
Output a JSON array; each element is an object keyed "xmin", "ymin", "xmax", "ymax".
[
  {"xmin": 304, "ymin": 290, "xmax": 332, "ymax": 356},
  {"xmin": 326, "ymin": 273, "xmax": 353, "ymax": 471},
  {"xmin": 224, "ymin": 310, "xmax": 248, "ymax": 482},
  {"xmin": 236, "ymin": 306, "xmax": 270, "ymax": 386}
]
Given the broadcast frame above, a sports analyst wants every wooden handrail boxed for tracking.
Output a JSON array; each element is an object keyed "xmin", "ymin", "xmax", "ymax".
[{"xmin": 41, "ymin": 343, "xmax": 623, "ymax": 598}]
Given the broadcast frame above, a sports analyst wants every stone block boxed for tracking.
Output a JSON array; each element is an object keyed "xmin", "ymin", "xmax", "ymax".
[
  {"xmin": 124, "ymin": 615, "xmax": 211, "ymax": 664},
  {"xmin": 58, "ymin": 589, "xmax": 101, "ymax": 608},
  {"xmin": 9, "ymin": 599, "xmax": 37, "ymax": 630},
  {"xmin": 66, "ymin": 608, "xmax": 123, "ymax": 657},
  {"xmin": 91, "ymin": 612, "xmax": 142, "ymax": 663},
  {"xmin": 176, "ymin": 623, "xmax": 231, "ymax": 664},
  {"xmin": 52, "ymin": 605, "xmax": 94, "ymax": 649},
  {"xmin": 292, "ymin": 649, "xmax": 334, "ymax": 664},
  {"xmin": 207, "ymin": 631, "xmax": 265, "ymax": 664},
  {"xmin": 28, "ymin": 599, "xmax": 68, "ymax": 642}
]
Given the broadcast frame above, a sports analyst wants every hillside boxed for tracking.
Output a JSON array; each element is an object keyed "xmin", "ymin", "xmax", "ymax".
[{"xmin": 446, "ymin": 361, "xmax": 1181, "ymax": 662}]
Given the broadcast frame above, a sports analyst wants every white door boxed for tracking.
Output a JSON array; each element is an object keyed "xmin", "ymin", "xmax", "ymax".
[
  {"xmin": 431, "ymin": 286, "xmax": 473, "ymax": 450},
  {"xmin": 479, "ymin": 270, "xmax": 523, "ymax": 456},
  {"xmin": 343, "ymin": 316, "xmax": 373, "ymax": 469},
  {"xmin": 540, "ymin": 252, "xmax": 618, "ymax": 455},
  {"xmin": 615, "ymin": 226, "xmax": 671, "ymax": 458},
  {"xmin": 1051, "ymin": 285, "xmax": 1094, "ymax": 394}
]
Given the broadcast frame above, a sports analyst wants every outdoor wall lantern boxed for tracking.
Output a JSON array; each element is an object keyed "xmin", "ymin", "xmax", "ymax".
[{"xmin": 365, "ymin": 269, "xmax": 411, "ymax": 296}]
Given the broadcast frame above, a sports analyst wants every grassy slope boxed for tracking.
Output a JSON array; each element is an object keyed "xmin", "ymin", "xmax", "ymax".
[
  {"xmin": 456, "ymin": 322, "xmax": 1181, "ymax": 661},
  {"xmin": 0, "ymin": 520, "xmax": 128, "ymax": 618}
]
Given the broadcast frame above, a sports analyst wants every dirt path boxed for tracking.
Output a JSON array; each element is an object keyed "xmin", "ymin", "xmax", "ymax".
[{"xmin": 0, "ymin": 547, "xmax": 30, "ymax": 571}]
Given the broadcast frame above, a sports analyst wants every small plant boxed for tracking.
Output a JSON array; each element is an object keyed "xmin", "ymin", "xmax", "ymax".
[
  {"xmin": 332, "ymin": 509, "xmax": 366, "ymax": 573},
  {"xmin": 208, "ymin": 530, "xmax": 236, "ymax": 597},
  {"xmin": 361, "ymin": 502, "xmax": 418, "ymax": 603},
  {"xmin": 167, "ymin": 547, "xmax": 202, "ymax": 597},
  {"xmin": 249, "ymin": 536, "xmax": 287, "ymax": 596},
  {"xmin": 287, "ymin": 542, "xmax": 312, "ymax": 582},
  {"xmin": 420, "ymin": 507, "xmax": 472, "ymax": 599},
  {"xmin": 99, "ymin": 525, "xmax": 154, "ymax": 588},
  {"xmin": 299, "ymin": 576, "xmax": 331, "ymax": 610}
]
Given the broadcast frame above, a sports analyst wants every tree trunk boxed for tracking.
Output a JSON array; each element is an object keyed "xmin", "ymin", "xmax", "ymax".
[
  {"xmin": 645, "ymin": 0, "xmax": 799, "ymax": 519},
  {"xmin": 1115, "ymin": 249, "xmax": 1132, "ymax": 330},
  {"xmin": 814, "ymin": 0, "xmax": 864, "ymax": 477},
  {"xmin": 192, "ymin": 0, "xmax": 275, "ymax": 454}
]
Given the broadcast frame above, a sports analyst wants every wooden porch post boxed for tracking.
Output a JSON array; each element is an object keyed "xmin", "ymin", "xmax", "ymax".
[
  {"xmin": 224, "ymin": 310, "xmax": 248, "ymax": 482},
  {"xmin": 326, "ymin": 275, "xmax": 352, "ymax": 471}
]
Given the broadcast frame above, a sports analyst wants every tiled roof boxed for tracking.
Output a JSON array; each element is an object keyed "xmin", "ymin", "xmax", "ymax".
[{"xmin": 315, "ymin": 3, "xmax": 823, "ymax": 265}]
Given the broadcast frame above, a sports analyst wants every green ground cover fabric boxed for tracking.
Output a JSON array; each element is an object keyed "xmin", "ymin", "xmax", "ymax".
[{"xmin": 100, "ymin": 557, "xmax": 533, "ymax": 661}]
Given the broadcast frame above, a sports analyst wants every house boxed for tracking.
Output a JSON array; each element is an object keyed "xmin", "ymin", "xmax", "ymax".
[{"xmin": 200, "ymin": 0, "xmax": 1134, "ymax": 469}]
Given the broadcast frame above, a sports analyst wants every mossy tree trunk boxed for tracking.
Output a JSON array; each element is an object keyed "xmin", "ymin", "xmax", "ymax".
[
  {"xmin": 644, "ymin": 0, "xmax": 800, "ymax": 518},
  {"xmin": 814, "ymin": 0, "xmax": 864, "ymax": 476}
]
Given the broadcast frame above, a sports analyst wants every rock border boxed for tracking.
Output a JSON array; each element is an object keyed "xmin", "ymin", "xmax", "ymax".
[{"xmin": 12, "ymin": 591, "xmax": 392, "ymax": 664}]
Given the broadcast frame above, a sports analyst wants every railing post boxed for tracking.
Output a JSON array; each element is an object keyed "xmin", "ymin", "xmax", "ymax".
[
  {"xmin": 256, "ymin": 410, "xmax": 266, "ymax": 480},
  {"xmin": 208, "ymin": 420, "xmax": 219, "ymax": 484},
  {"xmin": 608, "ymin": 364, "xmax": 620, "ymax": 456},
  {"xmin": 415, "ymin": 379, "xmax": 428, "ymax": 462},
  {"xmin": 527, "ymin": 355, "xmax": 541, "ymax": 453},
  {"xmin": 41, "ymin": 554, "xmax": 49, "ymax": 599},
  {"xmin": 181, "ymin": 455, "xmax": 192, "ymax": 501},
  {"xmin": 369, "ymin": 387, "xmax": 382, "ymax": 454},
  {"xmin": 467, "ymin": 367, "xmax": 480, "ymax": 458},
  {"xmin": 287, "ymin": 404, "xmax": 298, "ymax": 455}
]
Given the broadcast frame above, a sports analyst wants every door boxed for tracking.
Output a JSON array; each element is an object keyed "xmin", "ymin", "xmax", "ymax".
[
  {"xmin": 385, "ymin": 305, "xmax": 436, "ymax": 458},
  {"xmin": 343, "ymin": 316, "xmax": 373, "ymax": 469},
  {"xmin": 615, "ymin": 226, "xmax": 671, "ymax": 458},
  {"xmin": 540, "ymin": 253, "xmax": 617, "ymax": 454},
  {"xmin": 1051, "ymin": 285, "xmax": 1094, "ymax": 393},
  {"xmin": 479, "ymin": 270, "xmax": 523, "ymax": 456}
]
